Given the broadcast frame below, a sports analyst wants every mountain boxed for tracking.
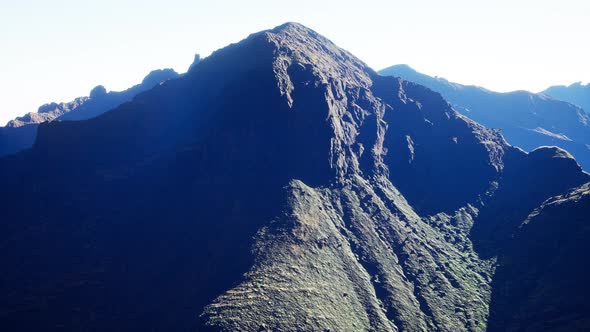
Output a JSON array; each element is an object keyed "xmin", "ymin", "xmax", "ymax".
[
  {"xmin": 379, "ymin": 64, "xmax": 590, "ymax": 170},
  {"xmin": 0, "ymin": 69, "xmax": 179, "ymax": 157},
  {"xmin": 543, "ymin": 82, "xmax": 590, "ymax": 113},
  {"xmin": 0, "ymin": 23, "xmax": 589, "ymax": 331},
  {"xmin": 486, "ymin": 182, "xmax": 590, "ymax": 331}
]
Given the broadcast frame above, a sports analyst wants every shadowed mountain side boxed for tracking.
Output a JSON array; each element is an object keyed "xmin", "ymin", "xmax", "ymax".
[
  {"xmin": 379, "ymin": 65, "xmax": 590, "ymax": 170},
  {"xmin": 487, "ymin": 183, "xmax": 590, "ymax": 332},
  {"xmin": 0, "ymin": 24, "xmax": 345, "ymax": 331},
  {"xmin": 543, "ymin": 82, "xmax": 590, "ymax": 114},
  {"xmin": 470, "ymin": 146, "xmax": 588, "ymax": 256},
  {"xmin": 0, "ymin": 69, "xmax": 179, "ymax": 157},
  {"xmin": 0, "ymin": 23, "xmax": 589, "ymax": 332}
]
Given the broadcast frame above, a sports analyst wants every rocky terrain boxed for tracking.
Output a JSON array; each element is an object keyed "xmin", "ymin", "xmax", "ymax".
[
  {"xmin": 379, "ymin": 64, "xmax": 590, "ymax": 171},
  {"xmin": 0, "ymin": 23, "xmax": 588, "ymax": 331},
  {"xmin": 486, "ymin": 182, "xmax": 590, "ymax": 331},
  {"xmin": 0, "ymin": 68, "xmax": 179, "ymax": 157}
]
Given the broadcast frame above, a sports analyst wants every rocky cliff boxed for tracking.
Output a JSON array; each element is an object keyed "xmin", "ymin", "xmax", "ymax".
[{"xmin": 0, "ymin": 23, "xmax": 588, "ymax": 332}]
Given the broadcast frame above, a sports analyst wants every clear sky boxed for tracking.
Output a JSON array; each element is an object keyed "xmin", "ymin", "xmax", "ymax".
[{"xmin": 0, "ymin": 0, "xmax": 588, "ymax": 124}]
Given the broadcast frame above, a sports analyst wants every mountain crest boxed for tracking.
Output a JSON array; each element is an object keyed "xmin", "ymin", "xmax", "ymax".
[
  {"xmin": 90, "ymin": 85, "xmax": 107, "ymax": 98},
  {"xmin": 1, "ymin": 22, "xmax": 589, "ymax": 332}
]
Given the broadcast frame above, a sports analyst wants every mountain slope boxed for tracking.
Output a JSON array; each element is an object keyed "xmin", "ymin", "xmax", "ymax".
[
  {"xmin": 0, "ymin": 69, "xmax": 179, "ymax": 157},
  {"xmin": 543, "ymin": 82, "xmax": 590, "ymax": 114},
  {"xmin": 0, "ymin": 23, "xmax": 589, "ymax": 332},
  {"xmin": 486, "ymin": 182, "xmax": 590, "ymax": 331},
  {"xmin": 379, "ymin": 65, "xmax": 590, "ymax": 170}
]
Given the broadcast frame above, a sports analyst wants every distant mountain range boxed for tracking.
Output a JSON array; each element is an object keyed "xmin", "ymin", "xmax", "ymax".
[
  {"xmin": 543, "ymin": 82, "xmax": 590, "ymax": 113},
  {"xmin": 1, "ymin": 24, "xmax": 589, "ymax": 331},
  {"xmin": 379, "ymin": 64, "xmax": 590, "ymax": 170},
  {"xmin": 0, "ymin": 68, "xmax": 180, "ymax": 157}
]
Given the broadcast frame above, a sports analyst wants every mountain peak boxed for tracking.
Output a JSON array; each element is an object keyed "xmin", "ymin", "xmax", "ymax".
[
  {"xmin": 530, "ymin": 145, "xmax": 576, "ymax": 160},
  {"xmin": 380, "ymin": 64, "xmax": 418, "ymax": 75},
  {"xmin": 141, "ymin": 68, "xmax": 178, "ymax": 87},
  {"xmin": 188, "ymin": 54, "xmax": 201, "ymax": 72},
  {"xmin": 389, "ymin": 64, "xmax": 416, "ymax": 72},
  {"xmin": 265, "ymin": 22, "xmax": 348, "ymax": 54},
  {"xmin": 263, "ymin": 22, "xmax": 374, "ymax": 107},
  {"xmin": 2, "ymin": 23, "xmax": 590, "ymax": 332},
  {"xmin": 271, "ymin": 21, "xmax": 307, "ymax": 31},
  {"xmin": 89, "ymin": 85, "xmax": 107, "ymax": 99}
]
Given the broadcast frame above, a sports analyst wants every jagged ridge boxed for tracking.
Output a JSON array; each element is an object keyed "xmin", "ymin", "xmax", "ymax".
[
  {"xmin": 0, "ymin": 69, "xmax": 179, "ymax": 157},
  {"xmin": 0, "ymin": 23, "xmax": 588, "ymax": 332}
]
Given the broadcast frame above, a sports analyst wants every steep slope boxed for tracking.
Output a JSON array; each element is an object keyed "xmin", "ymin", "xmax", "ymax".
[
  {"xmin": 543, "ymin": 82, "xmax": 590, "ymax": 113},
  {"xmin": 0, "ymin": 23, "xmax": 589, "ymax": 332},
  {"xmin": 379, "ymin": 65, "xmax": 590, "ymax": 170},
  {"xmin": 487, "ymin": 182, "xmax": 590, "ymax": 332},
  {"xmin": 0, "ymin": 69, "xmax": 179, "ymax": 157}
]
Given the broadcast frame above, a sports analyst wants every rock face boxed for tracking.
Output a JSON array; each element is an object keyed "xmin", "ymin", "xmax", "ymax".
[
  {"xmin": 0, "ymin": 23, "xmax": 589, "ymax": 331},
  {"xmin": 486, "ymin": 182, "xmax": 590, "ymax": 332},
  {"xmin": 379, "ymin": 64, "xmax": 590, "ymax": 171},
  {"xmin": 543, "ymin": 82, "xmax": 590, "ymax": 114},
  {"xmin": 188, "ymin": 53, "xmax": 202, "ymax": 72},
  {"xmin": 0, "ymin": 69, "xmax": 179, "ymax": 157}
]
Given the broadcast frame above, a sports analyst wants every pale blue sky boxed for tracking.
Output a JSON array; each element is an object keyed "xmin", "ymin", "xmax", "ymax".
[{"xmin": 0, "ymin": 0, "xmax": 588, "ymax": 124}]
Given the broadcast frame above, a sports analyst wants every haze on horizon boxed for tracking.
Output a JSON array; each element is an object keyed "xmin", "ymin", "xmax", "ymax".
[{"xmin": 0, "ymin": 0, "xmax": 588, "ymax": 125}]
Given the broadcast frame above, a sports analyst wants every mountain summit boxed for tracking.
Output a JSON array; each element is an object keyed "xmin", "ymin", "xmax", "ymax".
[{"xmin": 1, "ymin": 23, "xmax": 589, "ymax": 332}]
